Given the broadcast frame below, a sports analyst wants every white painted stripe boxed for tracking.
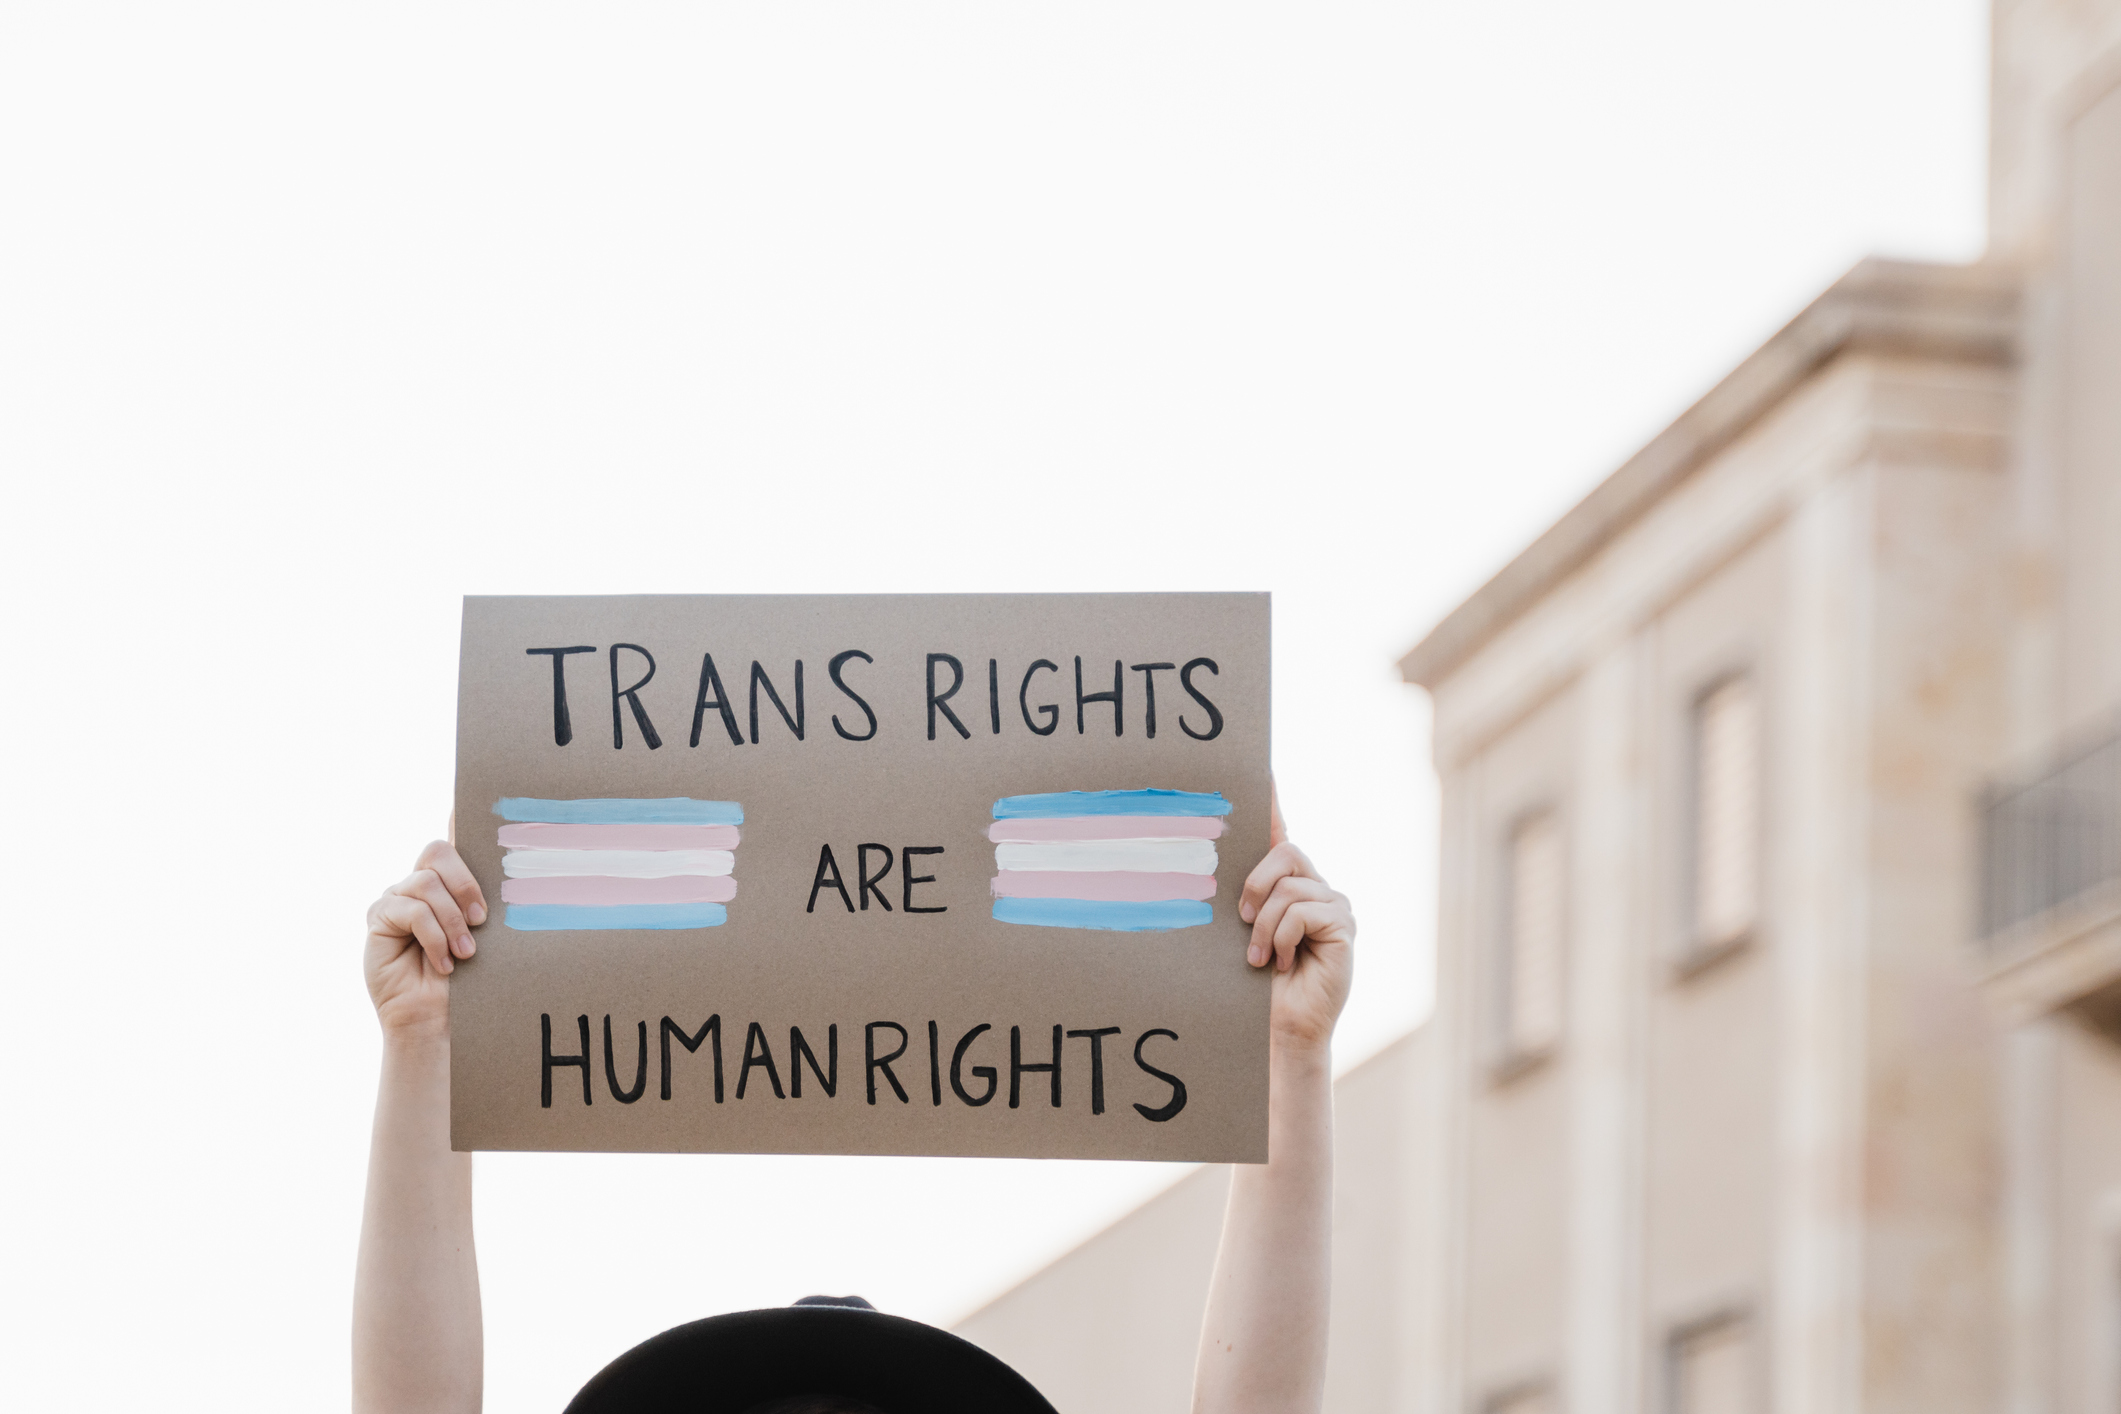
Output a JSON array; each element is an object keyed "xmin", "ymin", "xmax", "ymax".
[
  {"xmin": 993, "ymin": 839, "xmax": 1218, "ymax": 874},
  {"xmin": 502, "ymin": 848, "xmax": 735, "ymax": 879}
]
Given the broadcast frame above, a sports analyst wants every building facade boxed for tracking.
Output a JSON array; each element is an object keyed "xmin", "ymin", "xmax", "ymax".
[
  {"xmin": 955, "ymin": 6, "xmax": 2121, "ymax": 1412},
  {"xmin": 1983, "ymin": 6, "xmax": 2121, "ymax": 1414}
]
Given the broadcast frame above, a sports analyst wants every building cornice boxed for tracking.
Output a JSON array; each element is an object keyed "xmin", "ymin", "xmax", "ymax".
[{"xmin": 1397, "ymin": 257, "xmax": 2020, "ymax": 691}]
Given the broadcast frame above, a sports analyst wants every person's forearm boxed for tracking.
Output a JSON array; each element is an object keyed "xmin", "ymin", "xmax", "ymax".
[
  {"xmin": 1193, "ymin": 1038, "xmax": 1333, "ymax": 1414},
  {"xmin": 353, "ymin": 1029, "xmax": 482, "ymax": 1414}
]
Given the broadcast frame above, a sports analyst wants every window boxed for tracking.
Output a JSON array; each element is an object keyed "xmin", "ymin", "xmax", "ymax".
[
  {"xmin": 1691, "ymin": 676, "xmax": 1761, "ymax": 956},
  {"xmin": 1500, "ymin": 810, "xmax": 1566, "ymax": 1062},
  {"xmin": 1668, "ymin": 1316, "xmax": 1752, "ymax": 1414}
]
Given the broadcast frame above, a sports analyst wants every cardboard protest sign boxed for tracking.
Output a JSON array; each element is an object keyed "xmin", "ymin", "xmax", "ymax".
[{"xmin": 451, "ymin": 594, "xmax": 1270, "ymax": 1161}]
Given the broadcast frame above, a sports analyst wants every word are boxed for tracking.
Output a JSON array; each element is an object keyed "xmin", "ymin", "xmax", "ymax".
[{"xmin": 805, "ymin": 843, "xmax": 946, "ymax": 914}]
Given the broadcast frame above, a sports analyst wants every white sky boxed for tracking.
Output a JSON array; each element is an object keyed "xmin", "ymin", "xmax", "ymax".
[{"xmin": 1, "ymin": 2, "xmax": 1983, "ymax": 1409}]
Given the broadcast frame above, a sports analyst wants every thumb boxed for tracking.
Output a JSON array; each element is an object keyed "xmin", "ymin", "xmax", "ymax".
[{"xmin": 1268, "ymin": 780, "xmax": 1287, "ymax": 849}]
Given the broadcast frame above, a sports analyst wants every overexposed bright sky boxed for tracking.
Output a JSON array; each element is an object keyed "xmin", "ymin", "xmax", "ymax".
[{"xmin": 2, "ymin": 3, "xmax": 1983, "ymax": 1409}]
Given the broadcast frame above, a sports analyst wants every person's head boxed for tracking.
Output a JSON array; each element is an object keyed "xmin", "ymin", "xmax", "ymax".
[
  {"xmin": 565, "ymin": 1303, "xmax": 1055, "ymax": 1414},
  {"xmin": 733, "ymin": 1298, "xmax": 891, "ymax": 1412}
]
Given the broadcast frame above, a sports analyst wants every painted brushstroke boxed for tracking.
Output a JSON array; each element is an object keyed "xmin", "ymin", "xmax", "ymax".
[
  {"xmin": 991, "ymin": 789, "xmax": 1232, "ymax": 820},
  {"xmin": 505, "ymin": 901, "xmax": 728, "ymax": 931},
  {"xmin": 991, "ymin": 897, "xmax": 1212, "ymax": 931},
  {"xmin": 502, "ymin": 848, "xmax": 735, "ymax": 879},
  {"xmin": 987, "ymin": 816, "xmax": 1225, "ymax": 843},
  {"xmin": 990, "ymin": 870, "xmax": 1215, "ymax": 902},
  {"xmin": 502, "ymin": 875, "xmax": 738, "ymax": 906},
  {"xmin": 496, "ymin": 823, "xmax": 740, "ymax": 851},
  {"xmin": 493, "ymin": 797, "xmax": 744, "ymax": 826},
  {"xmin": 993, "ymin": 839, "xmax": 1217, "ymax": 874}
]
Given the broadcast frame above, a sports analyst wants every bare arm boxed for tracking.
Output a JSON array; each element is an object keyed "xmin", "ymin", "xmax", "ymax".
[
  {"xmin": 1192, "ymin": 811, "xmax": 1355, "ymax": 1414},
  {"xmin": 353, "ymin": 840, "xmax": 488, "ymax": 1414}
]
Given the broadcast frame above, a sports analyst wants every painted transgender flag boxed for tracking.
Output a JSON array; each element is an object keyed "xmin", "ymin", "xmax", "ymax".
[
  {"xmin": 988, "ymin": 788, "xmax": 1231, "ymax": 931},
  {"xmin": 492, "ymin": 797, "xmax": 743, "ymax": 931}
]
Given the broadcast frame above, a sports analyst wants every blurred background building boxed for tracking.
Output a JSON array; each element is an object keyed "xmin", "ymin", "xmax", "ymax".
[{"xmin": 953, "ymin": 3, "xmax": 2121, "ymax": 1411}]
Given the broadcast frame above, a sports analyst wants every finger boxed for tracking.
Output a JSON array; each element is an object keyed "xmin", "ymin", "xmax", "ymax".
[
  {"xmin": 1268, "ymin": 781, "xmax": 1287, "ymax": 850},
  {"xmin": 372, "ymin": 893, "xmax": 452, "ymax": 975},
  {"xmin": 1272, "ymin": 900, "xmax": 1339, "ymax": 973},
  {"xmin": 397, "ymin": 868, "xmax": 474, "ymax": 959},
  {"xmin": 416, "ymin": 840, "xmax": 489, "ymax": 931},
  {"xmin": 1239, "ymin": 842, "xmax": 1318, "ymax": 924},
  {"xmin": 371, "ymin": 894, "xmax": 455, "ymax": 976},
  {"xmin": 1248, "ymin": 876, "xmax": 1337, "ymax": 966}
]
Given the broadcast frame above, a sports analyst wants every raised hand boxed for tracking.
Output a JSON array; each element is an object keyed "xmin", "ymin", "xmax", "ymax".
[
  {"xmin": 364, "ymin": 839, "xmax": 487, "ymax": 1037},
  {"xmin": 1237, "ymin": 797, "xmax": 1354, "ymax": 1054}
]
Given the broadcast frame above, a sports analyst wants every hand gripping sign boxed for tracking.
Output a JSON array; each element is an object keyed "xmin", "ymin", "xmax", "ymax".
[{"xmin": 451, "ymin": 593, "xmax": 1271, "ymax": 1162}]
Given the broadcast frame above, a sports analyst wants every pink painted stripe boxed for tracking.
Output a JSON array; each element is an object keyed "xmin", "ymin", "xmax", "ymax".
[
  {"xmin": 497, "ymin": 823, "xmax": 740, "ymax": 850},
  {"xmin": 502, "ymin": 875, "xmax": 738, "ymax": 905},
  {"xmin": 990, "ymin": 870, "xmax": 1215, "ymax": 902},
  {"xmin": 987, "ymin": 816, "xmax": 1225, "ymax": 843}
]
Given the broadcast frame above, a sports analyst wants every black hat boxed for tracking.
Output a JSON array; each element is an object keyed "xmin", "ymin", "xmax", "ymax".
[{"xmin": 563, "ymin": 1302, "xmax": 1059, "ymax": 1414}]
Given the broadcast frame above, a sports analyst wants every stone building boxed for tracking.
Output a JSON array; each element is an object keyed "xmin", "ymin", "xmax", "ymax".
[{"xmin": 955, "ymin": 5, "xmax": 2121, "ymax": 1412}]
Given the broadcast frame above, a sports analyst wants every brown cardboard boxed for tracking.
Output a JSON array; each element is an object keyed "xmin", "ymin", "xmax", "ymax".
[{"xmin": 451, "ymin": 594, "xmax": 1271, "ymax": 1161}]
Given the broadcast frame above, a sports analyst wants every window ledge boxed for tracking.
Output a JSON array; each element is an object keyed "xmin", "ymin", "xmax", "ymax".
[
  {"xmin": 1671, "ymin": 929, "xmax": 1754, "ymax": 983},
  {"xmin": 1983, "ymin": 878, "xmax": 2121, "ymax": 1025},
  {"xmin": 1488, "ymin": 1044, "xmax": 1557, "ymax": 1087}
]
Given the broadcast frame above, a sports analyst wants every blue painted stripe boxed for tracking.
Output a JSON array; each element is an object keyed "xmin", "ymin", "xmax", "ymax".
[
  {"xmin": 505, "ymin": 902, "xmax": 728, "ymax": 931},
  {"xmin": 493, "ymin": 797, "xmax": 744, "ymax": 826},
  {"xmin": 991, "ymin": 897, "xmax": 1213, "ymax": 931},
  {"xmin": 991, "ymin": 789, "xmax": 1231, "ymax": 820}
]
